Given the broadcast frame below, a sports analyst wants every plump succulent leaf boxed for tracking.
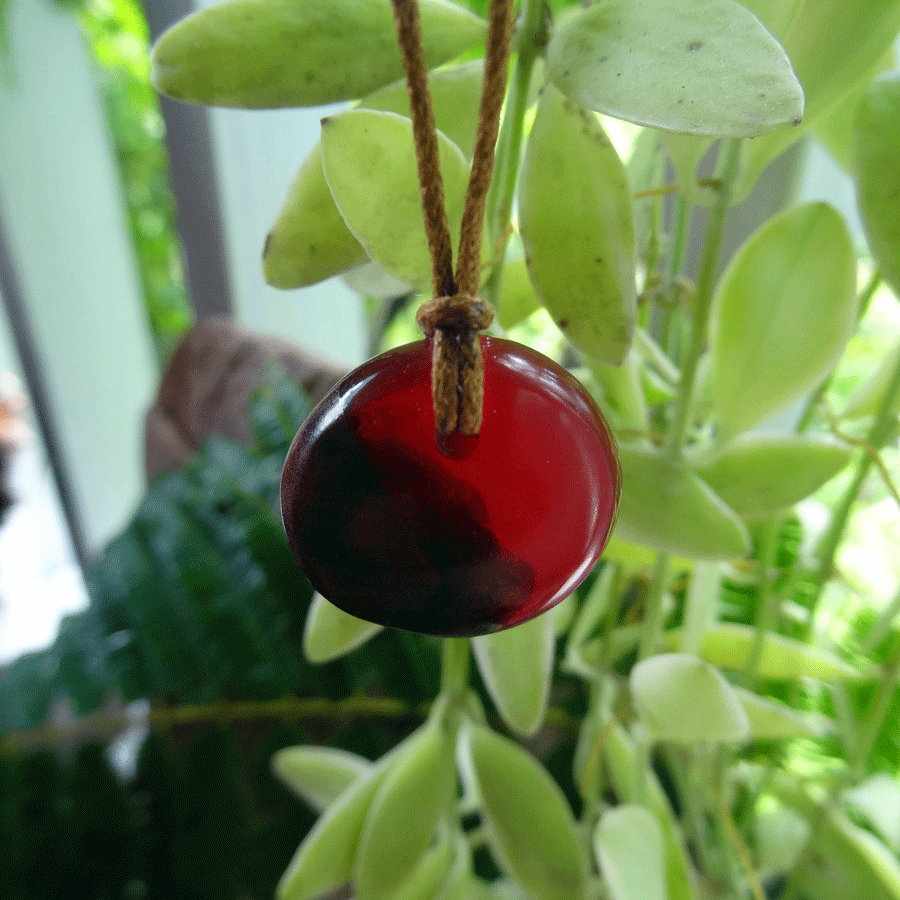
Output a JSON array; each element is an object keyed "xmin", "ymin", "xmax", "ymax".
[
  {"xmin": 152, "ymin": 0, "xmax": 485, "ymax": 108},
  {"xmin": 709, "ymin": 202, "xmax": 857, "ymax": 439},
  {"xmin": 272, "ymin": 745, "xmax": 372, "ymax": 812},
  {"xmin": 303, "ymin": 592, "xmax": 383, "ymax": 664},
  {"xmin": 459, "ymin": 724, "xmax": 588, "ymax": 900},
  {"xmin": 320, "ymin": 109, "xmax": 472, "ymax": 290},
  {"xmin": 630, "ymin": 653, "xmax": 750, "ymax": 744},
  {"xmin": 518, "ymin": 84, "xmax": 636, "ymax": 365},
  {"xmin": 546, "ymin": 0, "xmax": 803, "ymax": 137},
  {"xmin": 354, "ymin": 716, "xmax": 453, "ymax": 900},
  {"xmin": 472, "ymin": 612, "xmax": 554, "ymax": 737},
  {"xmin": 736, "ymin": 0, "xmax": 900, "ymax": 196},
  {"xmin": 854, "ymin": 73, "xmax": 900, "ymax": 299},
  {"xmin": 613, "ymin": 446, "xmax": 750, "ymax": 560},
  {"xmin": 691, "ymin": 435, "xmax": 852, "ymax": 520},
  {"xmin": 595, "ymin": 806, "xmax": 667, "ymax": 900},
  {"xmin": 264, "ymin": 61, "xmax": 486, "ymax": 290},
  {"xmin": 661, "ymin": 623, "xmax": 862, "ymax": 681}
]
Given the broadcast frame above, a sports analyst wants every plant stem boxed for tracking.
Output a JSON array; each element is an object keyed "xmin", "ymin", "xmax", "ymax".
[
  {"xmin": 638, "ymin": 553, "xmax": 670, "ymax": 660},
  {"xmin": 441, "ymin": 637, "xmax": 471, "ymax": 705},
  {"xmin": 664, "ymin": 138, "xmax": 742, "ymax": 460},
  {"xmin": 742, "ymin": 519, "xmax": 781, "ymax": 688},
  {"xmin": 806, "ymin": 343, "xmax": 900, "ymax": 629},
  {"xmin": 481, "ymin": 0, "xmax": 544, "ymax": 306}
]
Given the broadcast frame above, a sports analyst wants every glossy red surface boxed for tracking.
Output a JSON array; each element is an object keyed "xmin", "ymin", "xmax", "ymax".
[{"xmin": 281, "ymin": 337, "xmax": 620, "ymax": 636}]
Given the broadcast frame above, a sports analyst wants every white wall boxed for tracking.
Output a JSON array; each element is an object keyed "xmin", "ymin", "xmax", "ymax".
[{"xmin": 0, "ymin": 0, "xmax": 158, "ymax": 553}]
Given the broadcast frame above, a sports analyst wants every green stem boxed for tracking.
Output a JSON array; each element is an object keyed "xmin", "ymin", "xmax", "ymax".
[
  {"xmin": 664, "ymin": 138, "xmax": 742, "ymax": 460},
  {"xmin": 441, "ymin": 637, "xmax": 471, "ymax": 705},
  {"xmin": 807, "ymin": 343, "xmax": 900, "ymax": 629},
  {"xmin": 742, "ymin": 519, "xmax": 781, "ymax": 688},
  {"xmin": 481, "ymin": 0, "xmax": 543, "ymax": 306},
  {"xmin": 638, "ymin": 553, "xmax": 671, "ymax": 660}
]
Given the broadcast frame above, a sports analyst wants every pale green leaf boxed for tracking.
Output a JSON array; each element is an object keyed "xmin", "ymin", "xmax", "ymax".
[
  {"xmin": 518, "ymin": 84, "xmax": 636, "ymax": 366},
  {"xmin": 661, "ymin": 623, "xmax": 862, "ymax": 680},
  {"xmin": 843, "ymin": 341, "xmax": 900, "ymax": 421},
  {"xmin": 595, "ymin": 806, "xmax": 667, "ymax": 900},
  {"xmin": 321, "ymin": 109, "xmax": 472, "ymax": 290},
  {"xmin": 263, "ymin": 147, "xmax": 370, "ymax": 290},
  {"xmin": 355, "ymin": 717, "xmax": 454, "ymax": 900},
  {"xmin": 734, "ymin": 687, "xmax": 823, "ymax": 739},
  {"xmin": 613, "ymin": 445, "xmax": 750, "ymax": 560},
  {"xmin": 709, "ymin": 202, "xmax": 857, "ymax": 438},
  {"xmin": 691, "ymin": 435, "xmax": 852, "ymax": 520},
  {"xmin": 754, "ymin": 805, "xmax": 811, "ymax": 873},
  {"xmin": 360, "ymin": 59, "xmax": 485, "ymax": 161},
  {"xmin": 433, "ymin": 832, "xmax": 474, "ymax": 900},
  {"xmin": 854, "ymin": 73, "xmax": 900, "ymax": 299},
  {"xmin": 473, "ymin": 614, "xmax": 554, "ymax": 736},
  {"xmin": 152, "ymin": 0, "xmax": 486, "ymax": 108},
  {"xmin": 631, "ymin": 653, "xmax": 750, "ymax": 743},
  {"xmin": 391, "ymin": 834, "xmax": 455, "ymax": 900},
  {"xmin": 846, "ymin": 775, "xmax": 900, "ymax": 852},
  {"xmin": 272, "ymin": 746, "xmax": 372, "ymax": 812},
  {"xmin": 277, "ymin": 755, "xmax": 393, "ymax": 900},
  {"xmin": 602, "ymin": 724, "xmax": 698, "ymax": 900},
  {"xmin": 546, "ymin": 0, "xmax": 803, "ymax": 137},
  {"xmin": 460, "ymin": 724, "xmax": 588, "ymax": 900},
  {"xmin": 496, "ymin": 256, "xmax": 541, "ymax": 331},
  {"xmin": 303, "ymin": 592, "xmax": 383, "ymax": 663},
  {"xmin": 737, "ymin": 0, "xmax": 900, "ymax": 196},
  {"xmin": 264, "ymin": 61, "xmax": 486, "ymax": 290},
  {"xmin": 814, "ymin": 51, "xmax": 896, "ymax": 171}
]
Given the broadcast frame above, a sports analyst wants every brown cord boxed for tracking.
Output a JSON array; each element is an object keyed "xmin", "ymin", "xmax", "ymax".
[{"xmin": 390, "ymin": 0, "xmax": 514, "ymax": 437}]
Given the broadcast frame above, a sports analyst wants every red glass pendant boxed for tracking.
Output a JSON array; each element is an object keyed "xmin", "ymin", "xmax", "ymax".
[{"xmin": 281, "ymin": 336, "xmax": 620, "ymax": 637}]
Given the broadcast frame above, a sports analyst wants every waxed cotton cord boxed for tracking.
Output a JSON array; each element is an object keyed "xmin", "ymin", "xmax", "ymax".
[{"xmin": 390, "ymin": 0, "xmax": 515, "ymax": 436}]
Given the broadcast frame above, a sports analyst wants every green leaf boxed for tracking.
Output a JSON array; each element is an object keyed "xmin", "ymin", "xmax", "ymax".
[
  {"xmin": 152, "ymin": 0, "xmax": 486, "ymax": 108},
  {"xmin": 546, "ymin": 0, "xmax": 803, "ymax": 137},
  {"xmin": 734, "ymin": 687, "xmax": 823, "ymax": 739},
  {"xmin": 271, "ymin": 746, "xmax": 372, "ymax": 812},
  {"xmin": 321, "ymin": 109, "xmax": 472, "ymax": 290},
  {"xmin": 518, "ymin": 84, "xmax": 636, "ymax": 365},
  {"xmin": 360, "ymin": 59, "xmax": 486, "ymax": 162},
  {"xmin": 392, "ymin": 835, "xmax": 455, "ymax": 900},
  {"xmin": 354, "ymin": 717, "xmax": 454, "ymax": 900},
  {"xmin": 814, "ymin": 51, "xmax": 896, "ymax": 171},
  {"xmin": 845, "ymin": 775, "xmax": 900, "ymax": 851},
  {"xmin": 460, "ymin": 724, "xmax": 588, "ymax": 900},
  {"xmin": 661, "ymin": 623, "xmax": 862, "ymax": 680},
  {"xmin": 613, "ymin": 445, "xmax": 750, "ymax": 560},
  {"xmin": 595, "ymin": 806, "xmax": 667, "ymax": 900},
  {"xmin": 264, "ymin": 60, "xmax": 486, "ymax": 290},
  {"xmin": 854, "ymin": 73, "xmax": 900, "ymax": 299},
  {"xmin": 737, "ymin": 0, "xmax": 900, "ymax": 196},
  {"xmin": 277, "ymin": 754, "xmax": 393, "ymax": 900},
  {"xmin": 263, "ymin": 147, "xmax": 370, "ymax": 290},
  {"xmin": 631, "ymin": 654, "xmax": 750, "ymax": 744},
  {"xmin": 472, "ymin": 613, "xmax": 554, "ymax": 737},
  {"xmin": 303, "ymin": 592, "xmax": 383, "ymax": 664},
  {"xmin": 843, "ymin": 341, "xmax": 900, "ymax": 421},
  {"xmin": 495, "ymin": 256, "xmax": 541, "ymax": 331},
  {"xmin": 691, "ymin": 435, "xmax": 852, "ymax": 520},
  {"xmin": 601, "ymin": 724, "xmax": 698, "ymax": 900},
  {"xmin": 709, "ymin": 202, "xmax": 857, "ymax": 438}
]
